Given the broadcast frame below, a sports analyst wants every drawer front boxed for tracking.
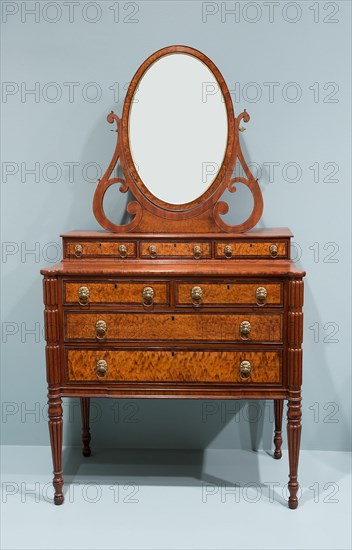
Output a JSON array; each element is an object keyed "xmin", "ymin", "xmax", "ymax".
[
  {"xmin": 65, "ymin": 241, "xmax": 136, "ymax": 258},
  {"xmin": 64, "ymin": 281, "xmax": 169, "ymax": 306},
  {"xmin": 140, "ymin": 241, "xmax": 211, "ymax": 259},
  {"xmin": 176, "ymin": 283, "xmax": 282, "ymax": 307},
  {"xmin": 66, "ymin": 349, "xmax": 282, "ymax": 384},
  {"xmin": 215, "ymin": 241, "xmax": 287, "ymax": 259},
  {"xmin": 65, "ymin": 313, "xmax": 283, "ymax": 343}
]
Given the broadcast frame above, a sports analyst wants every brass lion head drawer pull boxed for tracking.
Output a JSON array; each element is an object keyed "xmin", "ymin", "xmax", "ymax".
[
  {"xmin": 142, "ymin": 286, "xmax": 154, "ymax": 306},
  {"xmin": 74, "ymin": 244, "xmax": 83, "ymax": 258},
  {"xmin": 191, "ymin": 286, "xmax": 203, "ymax": 305},
  {"xmin": 78, "ymin": 286, "xmax": 90, "ymax": 305},
  {"xmin": 96, "ymin": 320, "xmax": 107, "ymax": 340},
  {"xmin": 269, "ymin": 244, "xmax": 278, "ymax": 258},
  {"xmin": 240, "ymin": 360, "xmax": 251, "ymax": 380},
  {"xmin": 224, "ymin": 244, "xmax": 232, "ymax": 258},
  {"xmin": 96, "ymin": 359, "xmax": 108, "ymax": 378},
  {"xmin": 255, "ymin": 286, "xmax": 267, "ymax": 306},
  {"xmin": 118, "ymin": 244, "xmax": 128, "ymax": 258},
  {"xmin": 149, "ymin": 245, "xmax": 157, "ymax": 258},
  {"xmin": 240, "ymin": 320, "xmax": 251, "ymax": 340},
  {"xmin": 193, "ymin": 245, "xmax": 202, "ymax": 259}
]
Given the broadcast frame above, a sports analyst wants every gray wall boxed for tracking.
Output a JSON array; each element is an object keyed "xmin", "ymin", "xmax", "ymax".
[{"xmin": 1, "ymin": 0, "xmax": 351, "ymax": 450}]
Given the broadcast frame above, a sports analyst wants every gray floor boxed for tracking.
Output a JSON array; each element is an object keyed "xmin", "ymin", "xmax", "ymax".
[{"xmin": 1, "ymin": 446, "xmax": 351, "ymax": 550}]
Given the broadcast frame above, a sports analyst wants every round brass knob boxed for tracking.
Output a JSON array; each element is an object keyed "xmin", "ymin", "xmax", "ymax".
[
  {"xmin": 224, "ymin": 244, "xmax": 233, "ymax": 258},
  {"xmin": 142, "ymin": 286, "xmax": 154, "ymax": 306},
  {"xmin": 118, "ymin": 244, "xmax": 127, "ymax": 258},
  {"xmin": 96, "ymin": 320, "xmax": 107, "ymax": 340},
  {"xmin": 255, "ymin": 286, "xmax": 267, "ymax": 306},
  {"xmin": 194, "ymin": 245, "xmax": 202, "ymax": 259},
  {"xmin": 240, "ymin": 320, "xmax": 251, "ymax": 340},
  {"xmin": 74, "ymin": 244, "xmax": 83, "ymax": 258},
  {"xmin": 96, "ymin": 359, "xmax": 108, "ymax": 378},
  {"xmin": 149, "ymin": 245, "xmax": 157, "ymax": 258},
  {"xmin": 240, "ymin": 360, "xmax": 251, "ymax": 380},
  {"xmin": 269, "ymin": 244, "xmax": 278, "ymax": 258},
  {"xmin": 78, "ymin": 286, "xmax": 90, "ymax": 306},
  {"xmin": 191, "ymin": 286, "xmax": 203, "ymax": 305}
]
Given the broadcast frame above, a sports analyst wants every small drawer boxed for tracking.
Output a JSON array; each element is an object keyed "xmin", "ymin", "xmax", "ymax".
[
  {"xmin": 66, "ymin": 349, "xmax": 282, "ymax": 384},
  {"xmin": 63, "ymin": 281, "xmax": 169, "ymax": 306},
  {"xmin": 65, "ymin": 241, "xmax": 136, "ymax": 258},
  {"xmin": 140, "ymin": 241, "xmax": 211, "ymax": 259},
  {"xmin": 65, "ymin": 312, "xmax": 283, "ymax": 343},
  {"xmin": 215, "ymin": 241, "xmax": 287, "ymax": 259},
  {"xmin": 176, "ymin": 282, "xmax": 282, "ymax": 307}
]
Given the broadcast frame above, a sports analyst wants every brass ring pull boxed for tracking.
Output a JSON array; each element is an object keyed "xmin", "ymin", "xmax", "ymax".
[
  {"xmin": 96, "ymin": 359, "xmax": 108, "ymax": 378},
  {"xmin": 118, "ymin": 244, "xmax": 128, "ymax": 258},
  {"xmin": 269, "ymin": 244, "xmax": 278, "ymax": 258},
  {"xmin": 142, "ymin": 286, "xmax": 154, "ymax": 306},
  {"xmin": 224, "ymin": 244, "xmax": 232, "ymax": 258},
  {"xmin": 240, "ymin": 320, "xmax": 251, "ymax": 340},
  {"xmin": 255, "ymin": 286, "xmax": 267, "ymax": 307},
  {"xmin": 96, "ymin": 320, "xmax": 107, "ymax": 340},
  {"xmin": 74, "ymin": 244, "xmax": 83, "ymax": 258},
  {"xmin": 149, "ymin": 245, "xmax": 157, "ymax": 258},
  {"xmin": 78, "ymin": 286, "xmax": 90, "ymax": 306},
  {"xmin": 240, "ymin": 360, "xmax": 251, "ymax": 381},
  {"xmin": 191, "ymin": 286, "xmax": 203, "ymax": 305},
  {"xmin": 194, "ymin": 245, "xmax": 202, "ymax": 259}
]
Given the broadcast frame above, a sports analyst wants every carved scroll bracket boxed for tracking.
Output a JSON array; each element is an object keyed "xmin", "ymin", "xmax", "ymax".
[
  {"xmin": 213, "ymin": 110, "xmax": 264, "ymax": 233},
  {"xmin": 93, "ymin": 112, "xmax": 142, "ymax": 232}
]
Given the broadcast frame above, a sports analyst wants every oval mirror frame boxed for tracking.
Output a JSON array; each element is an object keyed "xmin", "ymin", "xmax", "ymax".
[{"xmin": 121, "ymin": 45, "xmax": 236, "ymax": 219}]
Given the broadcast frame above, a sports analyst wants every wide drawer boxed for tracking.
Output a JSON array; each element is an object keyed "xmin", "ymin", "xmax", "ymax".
[
  {"xmin": 64, "ymin": 281, "xmax": 169, "ymax": 306},
  {"xmin": 176, "ymin": 282, "xmax": 282, "ymax": 307},
  {"xmin": 140, "ymin": 241, "xmax": 211, "ymax": 259},
  {"xmin": 65, "ymin": 312, "xmax": 283, "ymax": 343},
  {"xmin": 65, "ymin": 349, "xmax": 282, "ymax": 384}
]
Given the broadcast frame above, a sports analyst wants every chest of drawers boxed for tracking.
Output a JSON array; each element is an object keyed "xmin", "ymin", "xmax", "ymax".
[
  {"xmin": 42, "ymin": 228, "xmax": 305, "ymax": 508},
  {"xmin": 41, "ymin": 45, "xmax": 306, "ymax": 509}
]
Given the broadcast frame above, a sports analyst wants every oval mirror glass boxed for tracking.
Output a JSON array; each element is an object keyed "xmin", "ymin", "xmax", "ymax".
[{"xmin": 128, "ymin": 52, "xmax": 229, "ymax": 206}]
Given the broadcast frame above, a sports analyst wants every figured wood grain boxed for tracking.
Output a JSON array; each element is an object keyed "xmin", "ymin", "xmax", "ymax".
[
  {"xmin": 64, "ymin": 282, "xmax": 168, "ymax": 305},
  {"xmin": 140, "ymin": 241, "xmax": 211, "ymax": 258},
  {"xmin": 176, "ymin": 283, "xmax": 282, "ymax": 305},
  {"xmin": 65, "ymin": 241, "xmax": 136, "ymax": 258},
  {"xmin": 65, "ymin": 313, "xmax": 283, "ymax": 342},
  {"xmin": 66, "ymin": 349, "xmax": 282, "ymax": 384},
  {"xmin": 215, "ymin": 241, "xmax": 287, "ymax": 258}
]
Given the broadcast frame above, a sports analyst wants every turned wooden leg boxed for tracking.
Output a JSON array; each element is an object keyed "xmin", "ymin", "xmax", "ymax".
[
  {"xmin": 80, "ymin": 397, "xmax": 91, "ymax": 457},
  {"xmin": 287, "ymin": 392, "xmax": 302, "ymax": 509},
  {"xmin": 273, "ymin": 399, "xmax": 284, "ymax": 459},
  {"xmin": 48, "ymin": 390, "xmax": 64, "ymax": 505}
]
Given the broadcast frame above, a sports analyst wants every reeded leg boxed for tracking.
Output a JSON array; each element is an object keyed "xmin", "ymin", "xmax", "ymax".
[
  {"xmin": 287, "ymin": 392, "xmax": 302, "ymax": 509},
  {"xmin": 273, "ymin": 399, "xmax": 284, "ymax": 459},
  {"xmin": 48, "ymin": 390, "xmax": 64, "ymax": 505},
  {"xmin": 80, "ymin": 397, "xmax": 91, "ymax": 457}
]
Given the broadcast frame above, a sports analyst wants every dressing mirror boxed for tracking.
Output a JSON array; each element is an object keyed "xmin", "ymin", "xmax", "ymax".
[{"xmin": 93, "ymin": 45, "xmax": 263, "ymax": 232}]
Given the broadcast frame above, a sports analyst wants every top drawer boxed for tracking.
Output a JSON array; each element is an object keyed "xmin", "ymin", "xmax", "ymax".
[
  {"xmin": 64, "ymin": 281, "xmax": 169, "ymax": 307},
  {"xmin": 215, "ymin": 241, "xmax": 287, "ymax": 259},
  {"xmin": 65, "ymin": 241, "xmax": 136, "ymax": 259},
  {"xmin": 176, "ymin": 282, "xmax": 283, "ymax": 307},
  {"xmin": 140, "ymin": 241, "xmax": 211, "ymax": 259}
]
